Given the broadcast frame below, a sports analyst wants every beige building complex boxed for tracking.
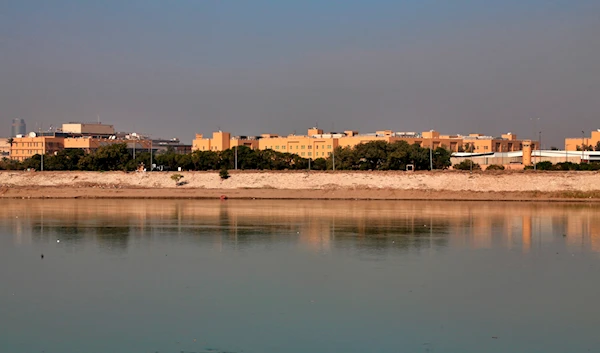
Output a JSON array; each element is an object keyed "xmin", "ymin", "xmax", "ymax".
[
  {"xmin": 9, "ymin": 123, "xmax": 151, "ymax": 161},
  {"xmin": 193, "ymin": 128, "xmax": 537, "ymax": 159},
  {"xmin": 565, "ymin": 130, "xmax": 600, "ymax": 151}
]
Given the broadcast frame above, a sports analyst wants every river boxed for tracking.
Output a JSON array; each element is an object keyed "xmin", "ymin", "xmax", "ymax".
[{"xmin": 1, "ymin": 199, "xmax": 599, "ymax": 353}]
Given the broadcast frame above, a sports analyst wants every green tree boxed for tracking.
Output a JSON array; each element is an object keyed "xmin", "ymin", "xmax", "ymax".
[
  {"xmin": 432, "ymin": 147, "xmax": 452, "ymax": 170},
  {"xmin": 78, "ymin": 143, "xmax": 131, "ymax": 171},
  {"xmin": 312, "ymin": 158, "xmax": 327, "ymax": 170}
]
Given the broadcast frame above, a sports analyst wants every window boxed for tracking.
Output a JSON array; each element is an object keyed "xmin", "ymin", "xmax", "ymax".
[
  {"xmin": 301, "ymin": 152, "xmax": 305, "ymax": 156},
  {"xmin": 308, "ymin": 152, "xmax": 312, "ymax": 156},
  {"xmin": 308, "ymin": 145, "xmax": 312, "ymax": 149},
  {"xmin": 301, "ymin": 145, "xmax": 305, "ymax": 149},
  {"xmin": 275, "ymin": 146, "xmax": 279, "ymax": 149},
  {"xmin": 484, "ymin": 146, "xmax": 488, "ymax": 150},
  {"xmin": 328, "ymin": 152, "xmax": 331, "ymax": 156},
  {"xmin": 327, "ymin": 145, "xmax": 331, "ymax": 149}
]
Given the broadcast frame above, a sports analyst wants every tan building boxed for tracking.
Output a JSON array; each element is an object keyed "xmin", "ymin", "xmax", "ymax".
[
  {"xmin": 463, "ymin": 133, "xmax": 535, "ymax": 153},
  {"xmin": 193, "ymin": 128, "xmax": 536, "ymax": 160},
  {"xmin": 9, "ymin": 135, "xmax": 65, "ymax": 161},
  {"xmin": 61, "ymin": 122, "xmax": 115, "ymax": 136},
  {"xmin": 10, "ymin": 134, "xmax": 151, "ymax": 161},
  {"xmin": 258, "ymin": 129, "xmax": 341, "ymax": 159},
  {"xmin": 565, "ymin": 130, "xmax": 600, "ymax": 151}
]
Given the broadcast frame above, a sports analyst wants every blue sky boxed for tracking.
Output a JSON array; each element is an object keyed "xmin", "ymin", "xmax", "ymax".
[{"xmin": 1, "ymin": 0, "xmax": 599, "ymax": 146}]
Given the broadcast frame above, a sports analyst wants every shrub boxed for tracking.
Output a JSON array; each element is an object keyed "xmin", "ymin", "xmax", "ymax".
[
  {"xmin": 219, "ymin": 168, "xmax": 230, "ymax": 180},
  {"xmin": 170, "ymin": 173, "xmax": 184, "ymax": 186},
  {"xmin": 453, "ymin": 160, "xmax": 481, "ymax": 171},
  {"xmin": 534, "ymin": 161, "xmax": 553, "ymax": 170},
  {"xmin": 486, "ymin": 164, "xmax": 505, "ymax": 171}
]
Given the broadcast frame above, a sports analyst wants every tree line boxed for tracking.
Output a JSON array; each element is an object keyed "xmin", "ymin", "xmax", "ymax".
[{"xmin": 0, "ymin": 141, "xmax": 452, "ymax": 172}]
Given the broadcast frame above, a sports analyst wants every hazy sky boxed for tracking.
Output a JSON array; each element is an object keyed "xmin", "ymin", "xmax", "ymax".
[{"xmin": 1, "ymin": 0, "xmax": 599, "ymax": 146}]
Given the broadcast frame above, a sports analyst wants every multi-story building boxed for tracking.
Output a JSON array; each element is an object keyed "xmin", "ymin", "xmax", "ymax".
[
  {"xmin": 11, "ymin": 118, "xmax": 26, "ymax": 137},
  {"xmin": 9, "ymin": 133, "xmax": 66, "ymax": 161},
  {"xmin": 192, "ymin": 128, "xmax": 537, "ymax": 159},
  {"xmin": 463, "ymin": 132, "xmax": 535, "ymax": 153},
  {"xmin": 565, "ymin": 130, "xmax": 600, "ymax": 151},
  {"xmin": 8, "ymin": 122, "xmax": 161, "ymax": 161}
]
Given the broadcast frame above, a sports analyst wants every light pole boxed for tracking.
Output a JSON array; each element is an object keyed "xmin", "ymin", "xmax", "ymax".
[
  {"xmin": 429, "ymin": 139, "xmax": 433, "ymax": 171},
  {"xmin": 470, "ymin": 143, "xmax": 473, "ymax": 173},
  {"xmin": 332, "ymin": 147, "xmax": 335, "ymax": 171},
  {"xmin": 582, "ymin": 130, "xmax": 585, "ymax": 163},
  {"xmin": 149, "ymin": 139, "xmax": 153, "ymax": 171},
  {"xmin": 235, "ymin": 145, "xmax": 238, "ymax": 170}
]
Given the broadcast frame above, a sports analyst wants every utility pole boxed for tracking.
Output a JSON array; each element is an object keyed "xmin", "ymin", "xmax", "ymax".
[
  {"xmin": 235, "ymin": 145, "xmax": 238, "ymax": 170},
  {"xmin": 308, "ymin": 156, "xmax": 311, "ymax": 171}
]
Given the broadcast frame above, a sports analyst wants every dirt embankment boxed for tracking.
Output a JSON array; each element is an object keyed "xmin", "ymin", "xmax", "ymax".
[{"xmin": 1, "ymin": 170, "xmax": 599, "ymax": 201}]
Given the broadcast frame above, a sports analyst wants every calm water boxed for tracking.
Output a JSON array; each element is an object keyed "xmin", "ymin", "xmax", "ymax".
[{"xmin": 1, "ymin": 199, "xmax": 599, "ymax": 353}]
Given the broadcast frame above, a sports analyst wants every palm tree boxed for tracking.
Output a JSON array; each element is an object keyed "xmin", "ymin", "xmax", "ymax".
[{"xmin": 7, "ymin": 138, "xmax": 14, "ymax": 146}]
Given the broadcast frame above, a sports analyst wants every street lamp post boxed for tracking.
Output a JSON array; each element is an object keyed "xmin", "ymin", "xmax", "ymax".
[
  {"xmin": 332, "ymin": 148, "xmax": 335, "ymax": 171},
  {"xmin": 235, "ymin": 145, "xmax": 238, "ymax": 170},
  {"xmin": 149, "ymin": 139, "xmax": 153, "ymax": 171},
  {"xmin": 470, "ymin": 143, "xmax": 473, "ymax": 173},
  {"xmin": 582, "ymin": 130, "xmax": 585, "ymax": 163},
  {"xmin": 430, "ymin": 139, "xmax": 433, "ymax": 171}
]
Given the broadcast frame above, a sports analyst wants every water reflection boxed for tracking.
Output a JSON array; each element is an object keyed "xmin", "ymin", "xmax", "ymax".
[{"xmin": 1, "ymin": 199, "xmax": 600, "ymax": 253}]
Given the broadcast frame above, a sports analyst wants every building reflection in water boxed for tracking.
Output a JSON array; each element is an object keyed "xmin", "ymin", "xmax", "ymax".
[{"xmin": 1, "ymin": 200, "xmax": 600, "ymax": 254}]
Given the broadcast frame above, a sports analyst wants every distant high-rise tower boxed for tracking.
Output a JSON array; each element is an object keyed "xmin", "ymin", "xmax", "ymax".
[{"xmin": 11, "ymin": 118, "xmax": 26, "ymax": 137}]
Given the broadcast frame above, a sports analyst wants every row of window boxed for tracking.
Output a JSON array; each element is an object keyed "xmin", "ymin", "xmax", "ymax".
[
  {"xmin": 11, "ymin": 149, "xmax": 43, "ymax": 155},
  {"xmin": 298, "ymin": 152, "xmax": 331, "ymax": 157},
  {"xmin": 273, "ymin": 145, "xmax": 332, "ymax": 150}
]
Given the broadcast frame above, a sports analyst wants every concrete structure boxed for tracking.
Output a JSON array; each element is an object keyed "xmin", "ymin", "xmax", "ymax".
[
  {"xmin": 11, "ymin": 118, "xmax": 26, "ymax": 137},
  {"xmin": 192, "ymin": 128, "xmax": 538, "ymax": 160},
  {"xmin": 565, "ymin": 130, "xmax": 600, "ymax": 151},
  {"xmin": 61, "ymin": 122, "xmax": 115, "ymax": 136}
]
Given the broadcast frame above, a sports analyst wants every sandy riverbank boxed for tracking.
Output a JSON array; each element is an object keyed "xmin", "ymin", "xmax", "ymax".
[{"xmin": 1, "ymin": 170, "xmax": 599, "ymax": 201}]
